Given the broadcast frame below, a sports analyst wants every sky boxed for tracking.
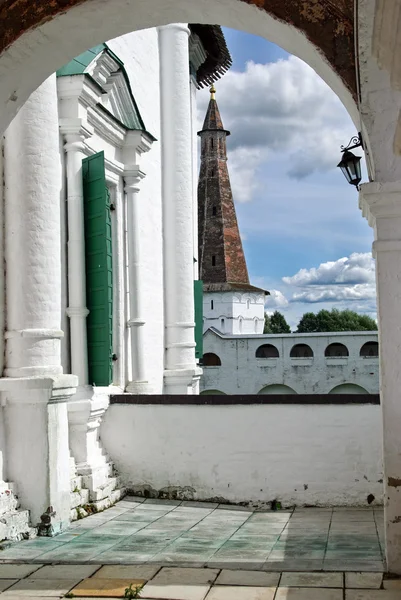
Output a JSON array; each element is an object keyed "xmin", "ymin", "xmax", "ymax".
[{"xmin": 197, "ymin": 28, "xmax": 376, "ymax": 330}]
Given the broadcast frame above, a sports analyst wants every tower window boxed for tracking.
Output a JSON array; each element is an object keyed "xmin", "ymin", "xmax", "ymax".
[
  {"xmin": 211, "ymin": 300, "xmax": 214, "ymax": 310},
  {"xmin": 212, "ymin": 255, "xmax": 216, "ymax": 266},
  {"xmin": 212, "ymin": 206, "xmax": 217, "ymax": 216},
  {"xmin": 211, "ymin": 169, "xmax": 215, "ymax": 177},
  {"xmin": 211, "ymin": 139, "xmax": 214, "ymax": 149}
]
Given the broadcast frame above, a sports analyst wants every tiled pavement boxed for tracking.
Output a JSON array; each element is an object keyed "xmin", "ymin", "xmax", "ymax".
[
  {"xmin": 0, "ymin": 498, "xmax": 385, "ymax": 572},
  {"xmin": 0, "ymin": 564, "xmax": 397, "ymax": 599}
]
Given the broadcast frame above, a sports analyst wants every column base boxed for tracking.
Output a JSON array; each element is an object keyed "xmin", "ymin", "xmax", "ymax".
[
  {"xmin": 163, "ymin": 367, "xmax": 202, "ymax": 394},
  {"xmin": 68, "ymin": 386, "xmax": 125, "ymax": 514},
  {"xmin": 1, "ymin": 375, "xmax": 78, "ymax": 531},
  {"xmin": 125, "ymin": 381, "xmax": 153, "ymax": 394}
]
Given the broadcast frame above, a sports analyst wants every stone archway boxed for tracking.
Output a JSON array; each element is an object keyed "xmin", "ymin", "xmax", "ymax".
[{"xmin": 0, "ymin": 0, "xmax": 357, "ymax": 134}]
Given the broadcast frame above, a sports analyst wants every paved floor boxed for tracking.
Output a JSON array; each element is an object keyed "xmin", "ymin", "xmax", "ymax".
[
  {"xmin": 0, "ymin": 564, "xmax": 396, "ymax": 599},
  {"xmin": 0, "ymin": 498, "xmax": 385, "ymax": 573}
]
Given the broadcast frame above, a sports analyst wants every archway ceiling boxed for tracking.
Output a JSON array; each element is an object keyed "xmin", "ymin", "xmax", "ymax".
[{"xmin": 0, "ymin": 0, "xmax": 356, "ymax": 98}]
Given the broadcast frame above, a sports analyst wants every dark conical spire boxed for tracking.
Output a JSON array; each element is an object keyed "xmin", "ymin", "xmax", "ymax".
[
  {"xmin": 201, "ymin": 85, "xmax": 229, "ymax": 132},
  {"xmin": 197, "ymin": 86, "xmax": 250, "ymax": 287}
]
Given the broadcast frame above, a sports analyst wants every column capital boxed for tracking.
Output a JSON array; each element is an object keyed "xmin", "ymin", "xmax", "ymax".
[
  {"xmin": 60, "ymin": 118, "xmax": 93, "ymax": 150},
  {"xmin": 157, "ymin": 23, "xmax": 190, "ymax": 37},
  {"xmin": 124, "ymin": 167, "xmax": 146, "ymax": 193},
  {"xmin": 359, "ymin": 181, "xmax": 401, "ymax": 226}
]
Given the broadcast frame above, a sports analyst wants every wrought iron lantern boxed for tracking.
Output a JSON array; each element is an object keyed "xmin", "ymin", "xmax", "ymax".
[{"xmin": 337, "ymin": 133, "xmax": 363, "ymax": 187}]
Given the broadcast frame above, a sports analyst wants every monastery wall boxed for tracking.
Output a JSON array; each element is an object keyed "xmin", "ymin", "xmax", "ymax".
[{"xmin": 201, "ymin": 330, "xmax": 379, "ymax": 395}]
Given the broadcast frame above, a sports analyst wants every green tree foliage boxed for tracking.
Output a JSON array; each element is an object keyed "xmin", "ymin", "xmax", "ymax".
[
  {"xmin": 296, "ymin": 308, "xmax": 377, "ymax": 333},
  {"xmin": 264, "ymin": 311, "xmax": 291, "ymax": 334}
]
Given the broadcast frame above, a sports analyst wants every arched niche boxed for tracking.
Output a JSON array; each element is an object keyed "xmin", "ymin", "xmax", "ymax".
[
  {"xmin": 200, "ymin": 389, "xmax": 226, "ymax": 395},
  {"xmin": 258, "ymin": 384, "xmax": 297, "ymax": 395},
  {"xmin": 329, "ymin": 383, "xmax": 369, "ymax": 395}
]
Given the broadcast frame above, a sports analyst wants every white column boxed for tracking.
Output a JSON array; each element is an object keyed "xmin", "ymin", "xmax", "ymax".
[
  {"xmin": 2, "ymin": 75, "xmax": 77, "ymax": 532},
  {"xmin": 60, "ymin": 120, "xmax": 92, "ymax": 386},
  {"xmin": 4, "ymin": 76, "xmax": 64, "ymax": 377},
  {"xmin": 360, "ymin": 181, "xmax": 401, "ymax": 573},
  {"xmin": 158, "ymin": 24, "xmax": 201, "ymax": 394},
  {"xmin": 124, "ymin": 169, "xmax": 149, "ymax": 393}
]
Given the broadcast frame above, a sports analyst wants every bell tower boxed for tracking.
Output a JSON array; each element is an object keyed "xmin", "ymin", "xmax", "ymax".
[{"xmin": 197, "ymin": 86, "xmax": 267, "ymax": 335}]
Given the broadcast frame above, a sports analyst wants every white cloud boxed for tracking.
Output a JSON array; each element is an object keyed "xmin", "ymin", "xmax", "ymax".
[
  {"xmin": 198, "ymin": 55, "xmax": 359, "ymax": 199},
  {"xmin": 283, "ymin": 253, "xmax": 375, "ymax": 287},
  {"xmin": 283, "ymin": 252, "xmax": 376, "ymax": 307},
  {"xmin": 291, "ymin": 283, "xmax": 376, "ymax": 304},
  {"xmin": 265, "ymin": 289, "xmax": 289, "ymax": 308}
]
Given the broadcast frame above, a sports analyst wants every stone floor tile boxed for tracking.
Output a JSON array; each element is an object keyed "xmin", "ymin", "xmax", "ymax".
[
  {"xmin": 215, "ymin": 570, "xmax": 280, "ymax": 586},
  {"xmin": 217, "ymin": 505, "xmax": 253, "ymax": 512},
  {"xmin": 150, "ymin": 568, "xmax": 219, "ymax": 585},
  {"xmin": 181, "ymin": 502, "xmax": 218, "ymax": 509},
  {"xmin": 205, "ymin": 586, "xmax": 276, "ymax": 600},
  {"xmin": 207, "ymin": 562, "xmax": 265, "ymax": 571},
  {"xmin": 3, "ymin": 578, "xmax": 79, "ymax": 596},
  {"xmin": 122, "ymin": 495, "xmax": 146, "ymax": 503},
  {"xmin": 383, "ymin": 579, "xmax": 401, "ymax": 589},
  {"xmin": 140, "ymin": 583, "xmax": 211, "ymax": 600},
  {"xmin": 276, "ymin": 588, "xmax": 342, "ymax": 600},
  {"xmin": 93, "ymin": 566, "xmax": 160, "ymax": 579},
  {"xmin": 345, "ymin": 592, "xmax": 401, "ymax": 600},
  {"xmin": 324, "ymin": 561, "xmax": 384, "ymax": 572},
  {"xmin": 280, "ymin": 573, "xmax": 342, "ymax": 588},
  {"xmin": 0, "ymin": 580, "xmax": 18, "ymax": 592},
  {"xmin": 28, "ymin": 564, "xmax": 101, "ymax": 580},
  {"xmin": 345, "ymin": 573, "xmax": 383, "ymax": 588},
  {"xmin": 0, "ymin": 565, "xmax": 42, "ymax": 578},
  {"xmin": 72, "ymin": 578, "xmax": 146, "ymax": 597}
]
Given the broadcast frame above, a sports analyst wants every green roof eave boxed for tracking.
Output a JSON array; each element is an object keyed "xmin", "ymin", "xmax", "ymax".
[
  {"xmin": 56, "ymin": 44, "xmax": 107, "ymax": 77},
  {"xmin": 56, "ymin": 43, "xmax": 151, "ymax": 136}
]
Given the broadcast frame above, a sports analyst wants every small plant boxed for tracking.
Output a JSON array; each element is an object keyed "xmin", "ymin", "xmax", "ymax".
[
  {"xmin": 65, "ymin": 593, "xmax": 75, "ymax": 598},
  {"xmin": 72, "ymin": 486, "xmax": 80, "ymax": 494},
  {"xmin": 124, "ymin": 583, "xmax": 143, "ymax": 599}
]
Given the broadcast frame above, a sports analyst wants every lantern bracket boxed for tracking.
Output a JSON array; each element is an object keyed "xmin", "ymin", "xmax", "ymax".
[{"xmin": 341, "ymin": 132, "xmax": 363, "ymax": 153}]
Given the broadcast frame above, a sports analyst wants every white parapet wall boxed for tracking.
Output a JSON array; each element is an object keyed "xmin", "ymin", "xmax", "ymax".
[{"xmin": 101, "ymin": 401, "xmax": 383, "ymax": 507}]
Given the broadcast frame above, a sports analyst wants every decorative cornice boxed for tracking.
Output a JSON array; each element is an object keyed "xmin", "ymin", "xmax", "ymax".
[
  {"xmin": 359, "ymin": 181, "xmax": 401, "ymax": 227},
  {"xmin": 87, "ymin": 105, "xmax": 126, "ymax": 147},
  {"xmin": 59, "ymin": 118, "xmax": 93, "ymax": 142}
]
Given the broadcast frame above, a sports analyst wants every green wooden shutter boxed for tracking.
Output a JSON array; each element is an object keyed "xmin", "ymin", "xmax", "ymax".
[
  {"xmin": 82, "ymin": 151, "xmax": 113, "ymax": 386},
  {"xmin": 194, "ymin": 280, "xmax": 203, "ymax": 359}
]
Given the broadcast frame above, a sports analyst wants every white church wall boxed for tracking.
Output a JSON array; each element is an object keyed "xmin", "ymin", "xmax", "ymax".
[
  {"xmin": 101, "ymin": 401, "xmax": 383, "ymax": 506},
  {"xmin": 203, "ymin": 291, "xmax": 265, "ymax": 335},
  {"xmin": 201, "ymin": 330, "xmax": 379, "ymax": 395}
]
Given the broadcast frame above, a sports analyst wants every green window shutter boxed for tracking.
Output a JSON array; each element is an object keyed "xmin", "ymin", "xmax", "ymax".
[
  {"xmin": 194, "ymin": 280, "xmax": 203, "ymax": 359},
  {"xmin": 82, "ymin": 151, "xmax": 113, "ymax": 386}
]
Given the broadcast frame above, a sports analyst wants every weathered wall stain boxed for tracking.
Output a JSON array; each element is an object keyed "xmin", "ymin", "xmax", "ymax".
[
  {"xmin": 0, "ymin": 0, "xmax": 356, "ymax": 98},
  {"xmin": 388, "ymin": 477, "xmax": 401, "ymax": 487}
]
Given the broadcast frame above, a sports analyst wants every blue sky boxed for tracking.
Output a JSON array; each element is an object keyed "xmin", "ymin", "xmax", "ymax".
[{"xmin": 198, "ymin": 28, "xmax": 375, "ymax": 328}]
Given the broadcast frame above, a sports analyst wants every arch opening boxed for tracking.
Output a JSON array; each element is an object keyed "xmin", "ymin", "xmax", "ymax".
[
  {"xmin": 256, "ymin": 344, "xmax": 279, "ymax": 358},
  {"xmin": 325, "ymin": 343, "xmax": 349, "ymax": 358},
  {"xmin": 360, "ymin": 341, "xmax": 379, "ymax": 357},
  {"xmin": 202, "ymin": 352, "xmax": 222, "ymax": 366},
  {"xmin": 0, "ymin": 0, "xmax": 358, "ymax": 136},
  {"xmin": 290, "ymin": 343, "xmax": 313, "ymax": 358},
  {"xmin": 200, "ymin": 389, "xmax": 226, "ymax": 395}
]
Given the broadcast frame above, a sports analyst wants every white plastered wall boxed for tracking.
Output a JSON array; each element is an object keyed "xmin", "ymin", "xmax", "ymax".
[
  {"xmin": 201, "ymin": 330, "xmax": 379, "ymax": 395},
  {"xmin": 203, "ymin": 291, "xmax": 265, "ymax": 334},
  {"xmin": 101, "ymin": 402, "xmax": 383, "ymax": 506}
]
